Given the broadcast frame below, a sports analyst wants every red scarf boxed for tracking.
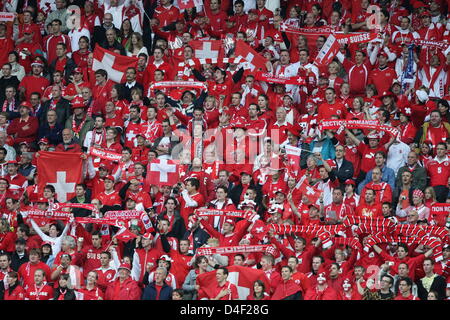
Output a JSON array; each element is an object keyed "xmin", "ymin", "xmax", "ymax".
[{"xmin": 72, "ymin": 115, "xmax": 87, "ymax": 136}]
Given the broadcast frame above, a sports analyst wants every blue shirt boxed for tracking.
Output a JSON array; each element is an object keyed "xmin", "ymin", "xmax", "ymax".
[{"xmin": 357, "ymin": 166, "xmax": 396, "ymax": 194}]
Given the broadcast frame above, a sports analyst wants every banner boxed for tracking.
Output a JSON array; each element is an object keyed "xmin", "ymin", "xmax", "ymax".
[
  {"xmin": 149, "ymin": 81, "xmax": 207, "ymax": 91},
  {"xmin": 196, "ymin": 245, "xmax": 270, "ymax": 256},
  {"xmin": 37, "ymin": 151, "xmax": 83, "ymax": 203},
  {"xmin": 24, "ymin": 209, "xmax": 73, "ymax": 221},
  {"xmin": 51, "ymin": 203, "xmax": 96, "ymax": 211},
  {"xmin": 430, "ymin": 204, "xmax": 450, "ymax": 227},
  {"xmin": 0, "ymin": 12, "xmax": 15, "ymax": 22},
  {"xmin": 254, "ymin": 72, "xmax": 305, "ymax": 85},
  {"xmin": 103, "ymin": 210, "xmax": 144, "ymax": 220},
  {"xmin": 412, "ymin": 39, "xmax": 449, "ymax": 51},
  {"xmin": 314, "ymin": 34, "xmax": 340, "ymax": 67},
  {"xmin": 90, "ymin": 147, "xmax": 122, "ymax": 161},
  {"xmin": 93, "ymin": 46, "xmax": 138, "ymax": 83},
  {"xmin": 319, "ymin": 119, "xmax": 400, "ymax": 137},
  {"xmin": 195, "ymin": 208, "xmax": 249, "ymax": 218},
  {"xmin": 334, "ymin": 32, "xmax": 379, "ymax": 45}
]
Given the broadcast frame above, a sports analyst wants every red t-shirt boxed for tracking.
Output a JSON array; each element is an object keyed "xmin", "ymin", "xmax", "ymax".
[
  {"xmin": 19, "ymin": 76, "xmax": 50, "ymax": 100},
  {"xmin": 357, "ymin": 143, "xmax": 386, "ymax": 173}
]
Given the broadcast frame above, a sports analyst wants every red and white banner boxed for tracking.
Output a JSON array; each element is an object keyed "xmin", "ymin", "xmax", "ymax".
[
  {"xmin": 412, "ymin": 39, "xmax": 449, "ymax": 51},
  {"xmin": 314, "ymin": 34, "xmax": 340, "ymax": 67},
  {"xmin": 195, "ymin": 208, "xmax": 249, "ymax": 218},
  {"xmin": 298, "ymin": 182, "xmax": 322, "ymax": 205},
  {"xmin": 37, "ymin": 151, "xmax": 83, "ymax": 203},
  {"xmin": 114, "ymin": 226, "xmax": 139, "ymax": 241},
  {"xmin": 319, "ymin": 119, "xmax": 400, "ymax": 137},
  {"xmin": 149, "ymin": 81, "xmax": 207, "ymax": 91},
  {"xmin": 254, "ymin": 72, "xmax": 305, "ymax": 85},
  {"xmin": 75, "ymin": 217, "xmax": 121, "ymax": 226},
  {"xmin": 90, "ymin": 147, "xmax": 122, "ymax": 161},
  {"xmin": 51, "ymin": 203, "xmax": 96, "ymax": 211},
  {"xmin": 23, "ymin": 209, "xmax": 73, "ymax": 221},
  {"xmin": 430, "ymin": 204, "xmax": 450, "ymax": 227},
  {"xmin": 93, "ymin": 46, "xmax": 138, "ymax": 83},
  {"xmin": 0, "ymin": 12, "xmax": 15, "ymax": 22},
  {"xmin": 285, "ymin": 145, "xmax": 301, "ymax": 176},
  {"xmin": 190, "ymin": 40, "xmax": 223, "ymax": 59},
  {"xmin": 146, "ymin": 159, "xmax": 179, "ymax": 186},
  {"xmin": 235, "ymin": 40, "xmax": 267, "ymax": 72},
  {"xmin": 196, "ymin": 265, "xmax": 271, "ymax": 300},
  {"xmin": 104, "ymin": 210, "xmax": 144, "ymax": 220},
  {"xmin": 334, "ymin": 32, "xmax": 379, "ymax": 45},
  {"xmin": 196, "ymin": 245, "xmax": 270, "ymax": 256}
]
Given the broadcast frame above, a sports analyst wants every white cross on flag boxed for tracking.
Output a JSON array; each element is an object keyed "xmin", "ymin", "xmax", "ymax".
[
  {"xmin": 93, "ymin": 46, "xmax": 138, "ymax": 83},
  {"xmin": 37, "ymin": 151, "xmax": 83, "ymax": 203},
  {"xmin": 235, "ymin": 40, "xmax": 267, "ymax": 71},
  {"xmin": 313, "ymin": 34, "xmax": 340, "ymax": 67},
  {"xmin": 190, "ymin": 40, "xmax": 223, "ymax": 59},
  {"xmin": 179, "ymin": 0, "xmax": 203, "ymax": 10},
  {"xmin": 146, "ymin": 159, "xmax": 179, "ymax": 186}
]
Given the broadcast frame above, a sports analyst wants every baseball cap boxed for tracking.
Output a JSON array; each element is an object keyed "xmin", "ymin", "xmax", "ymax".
[
  {"xmin": 38, "ymin": 138, "xmax": 49, "ymax": 145},
  {"xmin": 118, "ymin": 263, "xmax": 131, "ymax": 272},
  {"xmin": 344, "ymin": 179, "xmax": 355, "ymax": 186}
]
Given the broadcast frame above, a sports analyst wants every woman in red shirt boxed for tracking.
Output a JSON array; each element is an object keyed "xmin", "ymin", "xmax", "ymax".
[
  {"xmin": 246, "ymin": 280, "xmax": 271, "ymax": 300},
  {"xmin": 4, "ymin": 271, "xmax": 25, "ymax": 300},
  {"xmin": 77, "ymin": 271, "xmax": 104, "ymax": 300}
]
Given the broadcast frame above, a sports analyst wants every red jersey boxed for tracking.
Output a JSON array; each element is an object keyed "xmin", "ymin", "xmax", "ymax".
[
  {"xmin": 368, "ymin": 67, "xmax": 398, "ymax": 94},
  {"xmin": 19, "ymin": 76, "xmax": 50, "ymax": 100},
  {"xmin": 208, "ymin": 281, "xmax": 239, "ymax": 300},
  {"xmin": 179, "ymin": 192, "xmax": 205, "ymax": 227},
  {"xmin": 317, "ymin": 101, "xmax": 347, "ymax": 121},
  {"xmin": 355, "ymin": 202, "xmax": 382, "ymax": 218},
  {"xmin": 342, "ymin": 60, "xmax": 372, "ymax": 95},
  {"xmin": 323, "ymin": 202, "xmax": 354, "ymax": 221},
  {"xmin": 97, "ymin": 190, "xmax": 122, "ymax": 207},
  {"xmin": 4, "ymin": 285, "xmax": 26, "ymax": 300},
  {"xmin": 357, "ymin": 143, "xmax": 387, "ymax": 173},
  {"xmin": 25, "ymin": 283, "xmax": 54, "ymax": 300},
  {"xmin": 43, "ymin": 33, "xmax": 72, "ymax": 65},
  {"xmin": 125, "ymin": 190, "xmax": 153, "ymax": 208},
  {"xmin": 153, "ymin": 5, "xmax": 179, "ymax": 27},
  {"xmin": 426, "ymin": 157, "xmax": 450, "ymax": 186},
  {"xmin": 92, "ymin": 267, "xmax": 116, "ymax": 293}
]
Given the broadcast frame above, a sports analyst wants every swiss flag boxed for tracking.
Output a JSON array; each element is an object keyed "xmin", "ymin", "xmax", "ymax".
[
  {"xmin": 92, "ymin": 46, "xmax": 138, "ymax": 83},
  {"xmin": 313, "ymin": 34, "xmax": 340, "ymax": 67},
  {"xmin": 37, "ymin": 151, "xmax": 83, "ymax": 203},
  {"xmin": 249, "ymin": 220, "xmax": 269, "ymax": 241},
  {"xmin": 146, "ymin": 159, "xmax": 179, "ymax": 186},
  {"xmin": 197, "ymin": 265, "xmax": 271, "ymax": 300},
  {"xmin": 178, "ymin": 0, "xmax": 203, "ymax": 10},
  {"xmin": 235, "ymin": 40, "xmax": 267, "ymax": 72},
  {"xmin": 285, "ymin": 145, "xmax": 301, "ymax": 177},
  {"xmin": 190, "ymin": 40, "xmax": 223, "ymax": 59},
  {"xmin": 114, "ymin": 226, "xmax": 138, "ymax": 242},
  {"xmin": 298, "ymin": 181, "xmax": 322, "ymax": 204}
]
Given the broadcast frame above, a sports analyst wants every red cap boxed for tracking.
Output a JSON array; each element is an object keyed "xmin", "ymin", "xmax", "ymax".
[
  {"xmin": 20, "ymin": 101, "xmax": 34, "ymax": 111},
  {"xmin": 72, "ymin": 67, "xmax": 83, "ymax": 74},
  {"xmin": 421, "ymin": 10, "xmax": 431, "ymax": 17},
  {"xmin": 286, "ymin": 124, "xmax": 301, "ymax": 137},
  {"xmin": 104, "ymin": 175, "xmax": 115, "ymax": 182},
  {"xmin": 224, "ymin": 218, "xmax": 235, "ymax": 226},
  {"xmin": 344, "ymin": 179, "xmax": 355, "ymax": 186},
  {"xmin": 308, "ymin": 203, "xmax": 320, "ymax": 210},
  {"xmin": 36, "ymin": 196, "xmax": 48, "ymax": 203},
  {"xmin": 31, "ymin": 59, "xmax": 44, "ymax": 67},
  {"xmin": 7, "ymin": 160, "xmax": 18, "ymax": 165},
  {"xmin": 367, "ymin": 132, "xmax": 380, "ymax": 139},
  {"xmin": 413, "ymin": 189, "xmax": 424, "ymax": 198},
  {"xmin": 378, "ymin": 51, "xmax": 388, "ymax": 58},
  {"xmin": 142, "ymin": 232, "xmax": 153, "ymax": 240},
  {"xmin": 41, "ymin": 241, "xmax": 52, "ymax": 247},
  {"xmin": 159, "ymin": 254, "xmax": 173, "ymax": 262},
  {"xmin": 240, "ymin": 169, "xmax": 252, "ymax": 176},
  {"xmin": 38, "ymin": 138, "xmax": 49, "ymax": 145},
  {"xmin": 118, "ymin": 263, "xmax": 131, "ymax": 272},
  {"xmin": 71, "ymin": 96, "xmax": 86, "ymax": 109}
]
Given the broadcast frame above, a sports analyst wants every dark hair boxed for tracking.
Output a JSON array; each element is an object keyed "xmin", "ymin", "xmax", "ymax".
[
  {"xmin": 186, "ymin": 177, "xmax": 200, "ymax": 190},
  {"xmin": 101, "ymin": 251, "xmax": 112, "ymax": 259},
  {"xmin": 281, "ymin": 265, "xmax": 293, "ymax": 273},
  {"xmin": 252, "ymin": 279, "xmax": 266, "ymax": 299},
  {"xmin": 399, "ymin": 276, "xmax": 413, "ymax": 287},
  {"xmin": 18, "ymin": 223, "xmax": 30, "ymax": 237},
  {"xmin": 217, "ymin": 267, "xmax": 229, "ymax": 276},
  {"xmin": 44, "ymin": 184, "xmax": 56, "ymax": 193},
  {"xmin": 95, "ymin": 69, "xmax": 108, "ymax": 78},
  {"xmin": 194, "ymin": 255, "xmax": 207, "ymax": 268},
  {"xmin": 382, "ymin": 274, "xmax": 394, "ymax": 285}
]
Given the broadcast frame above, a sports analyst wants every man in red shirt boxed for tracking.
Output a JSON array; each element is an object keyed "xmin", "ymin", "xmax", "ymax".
[
  {"xmin": 143, "ymin": 47, "xmax": 173, "ymax": 88},
  {"xmin": 208, "ymin": 267, "xmax": 238, "ymax": 300},
  {"xmin": 43, "ymin": 19, "xmax": 72, "ymax": 66},
  {"xmin": 0, "ymin": 24, "xmax": 13, "ymax": 68},
  {"xmin": 92, "ymin": 70, "xmax": 114, "ymax": 115},
  {"xmin": 18, "ymin": 59, "xmax": 50, "ymax": 101},
  {"xmin": 355, "ymin": 189, "xmax": 382, "ymax": 217},
  {"xmin": 25, "ymin": 269, "xmax": 54, "ymax": 300},
  {"xmin": 317, "ymin": 88, "xmax": 347, "ymax": 121},
  {"xmin": 205, "ymin": 0, "xmax": 228, "ymax": 35},
  {"xmin": 97, "ymin": 175, "xmax": 122, "ymax": 210},
  {"xmin": 153, "ymin": 0, "xmax": 180, "ymax": 29},
  {"xmin": 75, "ymin": 231, "xmax": 106, "ymax": 279},
  {"xmin": 323, "ymin": 188, "xmax": 354, "ymax": 223},
  {"xmin": 5, "ymin": 161, "xmax": 28, "ymax": 198},
  {"xmin": 94, "ymin": 251, "xmax": 116, "ymax": 293},
  {"xmin": 394, "ymin": 277, "xmax": 419, "ymax": 300},
  {"xmin": 105, "ymin": 263, "xmax": 141, "ymax": 300},
  {"xmin": 336, "ymin": 50, "xmax": 373, "ymax": 96},
  {"xmin": 368, "ymin": 51, "xmax": 397, "ymax": 94},
  {"xmin": 18, "ymin": 249, "xmax": 51, "ymax": 290},
  {"xmin": 426, "ymin": 142, "xmax": 450, "ymax": 202},
  {"xmin": 6, "ymin": 101, "xmax": 38, "ymax": 146},
  {"xmin": 179, "ymin": 178, "xmax": 205, "ymax": 228}
]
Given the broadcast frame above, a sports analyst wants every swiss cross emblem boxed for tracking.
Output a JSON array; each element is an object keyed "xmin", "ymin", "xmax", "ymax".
[{"xmin": 107, "ymin": 273, "xmax": 112, "ymax": 279}]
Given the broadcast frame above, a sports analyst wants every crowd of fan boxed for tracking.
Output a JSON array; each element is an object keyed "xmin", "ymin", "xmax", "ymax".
[{"xmin": 0, "ymin": 0, "xmax": 448, "ymax": 300}]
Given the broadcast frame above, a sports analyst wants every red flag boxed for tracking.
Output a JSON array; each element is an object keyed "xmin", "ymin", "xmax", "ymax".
[
  {"xmin": 92, "ymin": 46, "xmax": 138, "ymax": 83},
  {"xmin": 430, "ymin": 204, "xmax": 450, "ymax": 227},
  {"xmin": 114, "ymin": 227, "xmax": 138, "ymax": 242},
  {"xmin": 178, "ymin": 0, "xmax": 203, "ymax": 10},
  {"xmin": 37, "ymin": 151, "xmax": 83, "ymax": 203},
  {"xmin": 190, "ymin": 40, "xmax": 224, "ymax": 59},
  {"xmin": 235, "ymin": 40, "xmax": 267, "ymax": 72},
  {"xmin": 249, "ymin": 220, "xmax": 269, "ymax": 241},
  {"xmin": 285, "ymin": 145, "xmax": 301, "ymax": 177},
  {"xmin": 298, "ymin": 182, "xmax": 322, "ymax": 204},
  {"xmin": 197, "ymin": 265, "xmax": 271, "ymax": 300},
  {"xmin": 146, "ymin": 159, "xmax": 179, "ymax": 186},
  {"xmin": 314, "ymin": 34, "xmax": 340, "ymax": 67}
]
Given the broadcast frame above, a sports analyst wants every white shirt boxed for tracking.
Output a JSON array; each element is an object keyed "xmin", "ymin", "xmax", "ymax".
[
  {"xmin": 68, "ymin": 28, "xmax": 91, "ymax": 52},
  {"xmin": 387, "ymin": 141, "xmax": 410, "ymax": 177}
]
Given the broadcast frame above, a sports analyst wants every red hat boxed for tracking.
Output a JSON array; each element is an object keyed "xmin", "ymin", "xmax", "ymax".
[
  {"xmin": 421, "ymin": 10, "xmax": 431, "ymax": 17},
  {"xmin": 71, "ymin": 96, "xmax": 86, "ymax": 109},
  {"xmin": 344, "ymin": 179, "xmax": 355, "ymax": 186},
  {"xmin": 31, "ymin": 59, "xmax": 44, "ymax": 67},
  {"xmin": 286, "ymin": 124, "xmax": 301, "ymax": 137},
  {"xmin": 231, "ymin": 116, "xmax": 248, "ymax": 129},
  {"xmin": 72, "ymin": 67, "xmax": 83, "ymax": 74},
  {"xmin": 367, "ymin": 132, "xmax": 380, "ymax": 139},
  {"xmin": 104, "ymin": 175, "xmax": 115, "ymax": 182},
  {"xmin": 412, "ymin": 1, "xmax": 427, "ymax": 9},
  {"xmin": 248, "ymin": 9, "xmax": 258, "ymax": 15},
  {"xmin": 224, "ymin": 218, "xmax": 235, "ymax": 226},
  {"xmin": 7, "ymin": 160, "xmax": 18, "ymax": 165},
  {"xmin": 38, "ymin": 138, "xmax": 49, "ymax": 145},
  {"xmin": 305, "ymin": 99, "xmax": 317, "ymax": 108},
  {"xmin": 413, "ymin": 189, "xmax": 424, "ymax": 198},
  {"xmin": 142, "ymin": 232, "xmax": 154, "ymax": 240},
  {"xmin": 36, "ymin": 197, "xmax": 48, "ymax": 203},
  {"xmin": 240, "ymin": 169, "xmax": 252, "ymax": 176},
  {"xmin": 399, "ymin": 105, "xmax": 412, "ymax": 116},
  {"xmin": 379, "ymin": 91, "xmax": 397, "ymax": 101},
  {"xmin": 23, "ymin": 25, "xmax": 34, "ymax": 34},
  {"xmin": 118, "ymin": 263, "xmax": 132, "ymax": 272},
  {"xmin": 20, "ymin": 101, "xmax": 34, "ymax": 111},
  {"xmin": 159, "ymin": 254, "xmax": 173, "ymax": 262},
  {"xmin": 378, "ymin": 51, "xmax": 388, "ymax": 58},
  {"xmin": 308, "ymin": 203, "xmax": 320, "ymax": 210},
  {"xmin": 41, "ymin": 241, "xmax": 52, "ymax": 247}
]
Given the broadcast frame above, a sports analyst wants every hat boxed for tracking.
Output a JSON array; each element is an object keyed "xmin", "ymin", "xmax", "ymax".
[
  {"xmin": 379, "ymin": 91, "xmax": 397, "ymax": 101},
  {"xmin": 367, "ymin": 132, "xmax": 380, "ymax": 139},
  {"xmin": 240, "ymin": 169, "xmax": 252, "ymax": 176},
  {"xmin": 378, "ymin": 51, "xmax": 388, "ymax": 58},
  {"xmin": 344, "ymin": 179, "xmax": 355, "ymax": 186},
  {"xmin": 142, "ymin": 232, "xmax": 154, "ymax": 240},
  {"xmin": 72, "ymin": 67, "xmax": 82, "ymax": 74},
  {"xmin": 71, "ymin": 96, "xmax": 86, "ymax": 109},
  {"xmin": 118, "ymin": 263, "xmax": 131, "ymax": 272},
  {"xmin": 19, "ymin": 141, "xmax": 29, "ymax": 146},
  {"xmin": 308, "ymin": 203, "xmax": 320, "ymax": 210},
  {"xmin": 31, "ymin": 59, "xmax": 44, "ymax": 67},
  {"xmin": 224, "ymin": 218, "xmax": 235, "ymax": 226},
  {"xmin": 399, "ymin": 105, "xmax": 412, "ymax": 116},
  {"xmin": 305, "ymin": 99, "xmax": 316, "ymax": 108},
  {"xmin": 36, "ymin": 196, "xmax": 48, "ymax": 203},
  {"xmin": 416, "ymin": 90, "xmax": 428, "ymax": 103},
  {"xmin": 20, "ymin": 101, "xmax": 34, "ymax": 111},
  {"xmin": 230, "ymin": 117, "xmax": 248, "ymax": 129},
  {"xmin": 413, "ymin": 189, "xmax": 424, "ymax": 198},
  {"xmin": 104, "ymin": 175, "xmax": 115, "ymax": 182},
  {"xmin": 41, "ymin": 241, "xmax": 52, "ymax": 247},
  {"xmin": 248, "ymin": 9, "xmax": 258, "ymax": 15},
  {"xmin": 420, "ymin": 10, "xmax": 431, "ymax": 17},
  {"xmin": 38, "ymin": 138, "xmax": 49, "ymax": 145},
  {"xmin": 159, "ymin": 255, "xmax": 173, "ymax": 262},
  {"xmin": 286, "ymin": 124, "xmax": 301, "ymax": 137},
  {"xmin": 7, "ymin": 160, "xmax": 18, "ymax": 165},
  {"xmin": 238, "ymin": 199, "xmax": 256, "ymax": 209},
  {"xmin": 23, "ymin": 25, "xmax": 33, "ymax": 34}
]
